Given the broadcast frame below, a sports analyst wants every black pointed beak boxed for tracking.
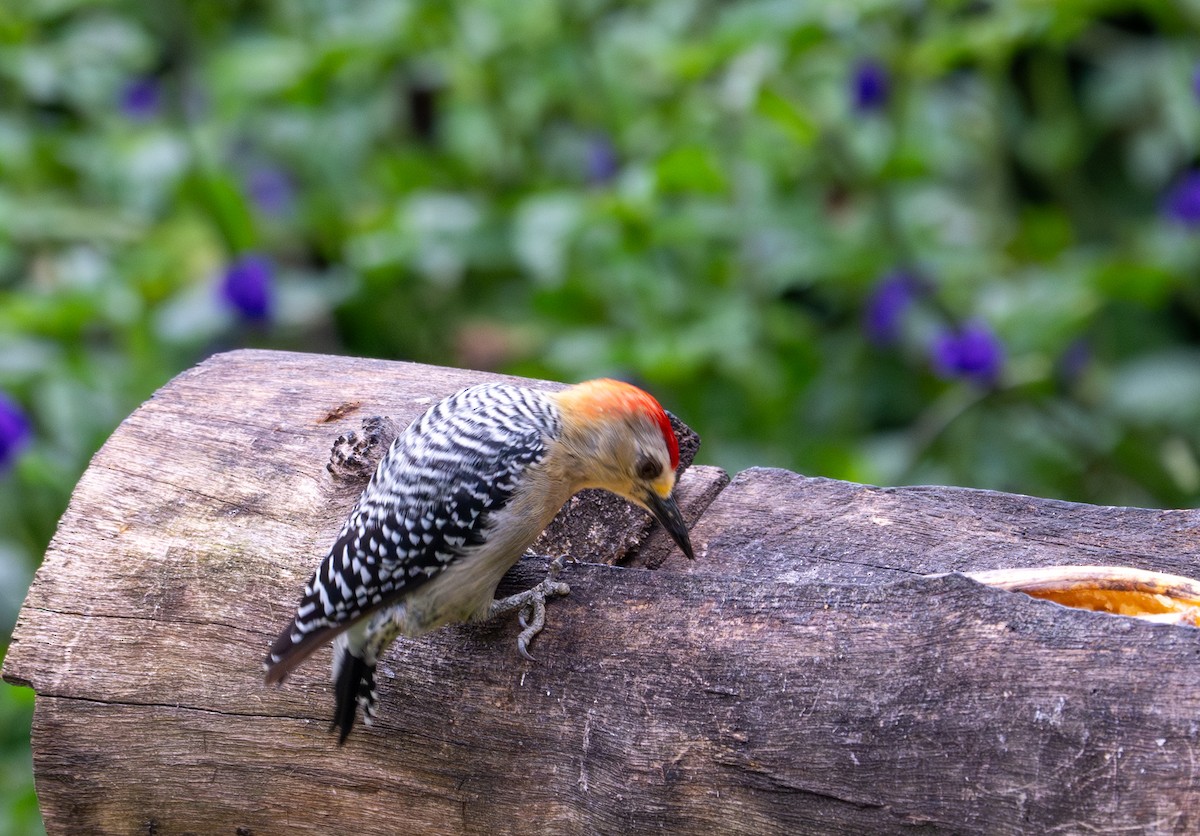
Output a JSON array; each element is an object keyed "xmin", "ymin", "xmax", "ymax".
[{"xmin": 644, "ymin": 490, "xmax": 695, "ymax": 560}]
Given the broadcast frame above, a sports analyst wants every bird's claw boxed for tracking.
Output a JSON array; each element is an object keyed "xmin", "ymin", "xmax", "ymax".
[
  {"xmin": 516, "ymin": 597, "xmax": 544, "ymax": 661},
  {"xmin": 490, "ymin": 556, "xmax": 572, "ymax": 662}
]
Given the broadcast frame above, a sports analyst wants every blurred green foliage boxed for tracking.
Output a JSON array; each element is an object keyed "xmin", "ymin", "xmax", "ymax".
[{"xmin": 4, "ymin": 0, "xmax": 1200, "ymax": 830}]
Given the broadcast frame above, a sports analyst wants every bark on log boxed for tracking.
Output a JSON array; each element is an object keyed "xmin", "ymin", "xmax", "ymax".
[{"xmin": 5, "ymin": 350, "xmax": 1200, "ymax": 835}]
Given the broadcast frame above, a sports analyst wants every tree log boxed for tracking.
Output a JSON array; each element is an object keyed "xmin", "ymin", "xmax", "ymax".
[{"xmin": 5, "ymin": 350, "xmax": 1200, "ymax": 834}]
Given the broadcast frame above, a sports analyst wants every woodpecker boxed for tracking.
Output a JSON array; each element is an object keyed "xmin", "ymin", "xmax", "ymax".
[{"xmin": 265, "ymin": 378, "xmax": 694, "ymax": 742}]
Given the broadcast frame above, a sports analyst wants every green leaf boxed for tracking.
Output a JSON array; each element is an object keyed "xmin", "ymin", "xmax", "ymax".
[
  {"xmin": 654, "ymin": 146, "xmax": 727, "ymax": 194},
  {"xmin": 1108, "ymin": 351, "xmax": 1200, "ymax": 426},
  {"xmin": 757, "ymin": 86, "xmax": 817, "ymax": 146},
  {"xmin": 210, "ymin": 36, "xmax": 311, "ymax": 98}
]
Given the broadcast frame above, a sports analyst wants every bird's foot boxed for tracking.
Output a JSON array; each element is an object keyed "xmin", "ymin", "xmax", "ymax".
[{"xmin": 489, "ymin": 556, "xmax": 571, "ymax": 662}]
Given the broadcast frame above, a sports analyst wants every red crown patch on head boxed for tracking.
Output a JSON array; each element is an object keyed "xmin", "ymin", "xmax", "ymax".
[
  {"xmin": 649, "ymin": 401, "xmax": 680, "ymax": 471},
  {"xmin": 565, "ymin": 379, "xmax": 680, "ymax": 470}
]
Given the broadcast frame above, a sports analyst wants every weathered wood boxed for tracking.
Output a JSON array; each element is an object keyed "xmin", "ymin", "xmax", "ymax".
[
  {"xmin": 6, "ymin": 350, "xmax": 1200, "ymax": 835},
  {"xmin": 686, "ymin": 466, "xmax": 1200, "ymax": 582},
  {"xmin": 28, "ymin": 568, "xmax": 1200, "ymax": 834}
]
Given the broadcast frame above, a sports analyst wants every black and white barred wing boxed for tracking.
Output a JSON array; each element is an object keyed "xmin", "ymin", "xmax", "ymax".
[{"xmin": 265, "ymin": 384, "xmax": 559, "ymax": 682}]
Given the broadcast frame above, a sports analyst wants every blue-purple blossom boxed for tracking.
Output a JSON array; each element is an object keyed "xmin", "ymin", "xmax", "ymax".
[
  {"xmin": 930, "ymin": 321, "xmax": 1004, "ymax": 386},
  {"xmin": 244, "ymin": 165, "xmax": 295, "ymax": 216},
  {"xmin": 865, "ymin": 270, "xmax": 922, "ymax": 346},
  {"xmin": 1163, "ymin": 170, "xmax": 1200, "ymax": 228},
  {"xmin": 851, "ymin": 59, "xmax": 889, "ymax": 113},
  {"xmin": 586, "ymin": 135, "xmax": 619, "ymax": 184},
  {"xmin": 219, "ymin": 254, "xmax": 274, "ymax": 322},
  {"xmin": 0, "ymin": 392, "xmax": 31, "ymax": 473},
  {"xmin": 119, "ymin": 77, "xmax": 162, "ymax": 121}
]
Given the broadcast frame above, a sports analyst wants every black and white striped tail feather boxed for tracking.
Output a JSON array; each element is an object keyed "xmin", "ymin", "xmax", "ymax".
[
  {"xmin": 260, "ymin": 582, "xmax": 340, "ymax": 681},
  {"xmin": 265, "ymin": 599, "xmax": 378, "ymax": 744},
  {"xmin": 332, "ymin": 646, "xmax": 377, "ymax": 745}
]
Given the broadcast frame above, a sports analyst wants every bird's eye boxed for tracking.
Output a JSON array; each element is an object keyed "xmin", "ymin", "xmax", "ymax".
[{"xmin": 636, "ymin": 457, "xmax": 662, "ymax": 480}]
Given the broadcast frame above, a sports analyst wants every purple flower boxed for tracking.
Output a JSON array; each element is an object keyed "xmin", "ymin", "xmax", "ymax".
[
  {"xmin": 851, "ymin": 59, "xmax": 889, "ymax": 113},
  {"xmin": 244, "ymin": 165, "xmax": 295, "ymax": 216},
  {"xmin": 0, "ymin": 393, "xmax": 31, "ymax": 473},
  {"xmin": 586, "ymin": 135, "xmax": 619, "ymax": 184},
  {"xmin": 865, "ymin": 270, "xmax": 922, "ymax": 346},
  {"xmin": 119, "ymin": 77, "xmax": 162, "ymax": 121},
  {"xmin": 1163, "ymin": 170, "xmax": 1200, "ymax": 228},
  {"xmin": 930, "ymin": 321, "xmax": 1004, "ymax": 386},
  {"xmin": 1193, "ymin": 64, "xmax": 1200, "ymax": 101},
  {"xmin": 219, "ymin": 254, "xmax": 274, "ymax": 322}
]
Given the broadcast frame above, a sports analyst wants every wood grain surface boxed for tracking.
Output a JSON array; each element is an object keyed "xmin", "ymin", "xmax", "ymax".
[{"xmin": 5, "ymin": 350, "xmax": 1200, "ymax": 835}]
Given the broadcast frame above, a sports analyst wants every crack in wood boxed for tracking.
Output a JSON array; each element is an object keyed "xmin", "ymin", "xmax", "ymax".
[
  {"xmin": 17, "ymin": 605, "xmax": 267, "ymax": 639},
  {"xmin": 33, "ymin": 691, "xmax": 321, "ymax": 724}
]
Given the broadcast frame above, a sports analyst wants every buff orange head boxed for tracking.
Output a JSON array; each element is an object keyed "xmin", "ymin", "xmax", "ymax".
[{"xmin": 553, "ymin": 378, "xmax": 693, "ymax": 559}]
